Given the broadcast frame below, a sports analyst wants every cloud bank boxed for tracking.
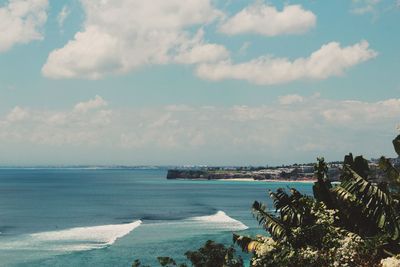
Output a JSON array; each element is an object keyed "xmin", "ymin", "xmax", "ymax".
[{"xmin": 1, "ymin": 95, "xmax": 398, "ymax": 164}]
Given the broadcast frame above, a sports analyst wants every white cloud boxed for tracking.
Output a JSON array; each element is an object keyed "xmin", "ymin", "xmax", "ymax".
[
  {"xmin": 322, "ymin": 98, "xmax": 400, "ymax": 124},
  {"xmin": 0, "ymin": 96, "xmax": 112, "ymax": 146},
  {"xmin": 164, "ymin": 105, "xmax": 193, "ymax": 112},
  {"xmin": 6, "ymin": 106, "xmax": 29, "ymax": 122},
  {"xmin": 42, "ymin": 0, "xmax": 227, "ymax": 79},
  {"xmin": 175, "ymin": 43, "xmax": 228, "ymax": 64},
  {"xmin": 57, "ymin": 5, "xmax": 70, "ymax": 28},
  {"xmin": 352, "ymin": 5, "xmax": 374, "ymax": 14},
  {"xmin": 1, "ymin": 95, "xmax": 399, "ymax": 164},
  {"xmin": 196, "ymin": 40, "xmax": 377, "ymax": 85},
  {"xmin": 351, "ymin": 0, "xmax": 381, "ymax": 14},
  {"xmin": 173, "ymin": 29, "xmax": 229, "ymax": 64},
  {"xmin": 0, "ymin": 0, "xmax": 48, "ymax": 52},
  {"xmin": 219, "ymin": 2, "xmax": 316, "ymax": 36},
  {"xmin": 74, "ymin": 95, "xmax": 108, "ymax": 113},
  {"xmin": 279, "ymin": 94, "xmax": 304, "ymax": 105},
  {"xmin": 43, "ymin": 26, "xmax": 121, "ymax": 79}
]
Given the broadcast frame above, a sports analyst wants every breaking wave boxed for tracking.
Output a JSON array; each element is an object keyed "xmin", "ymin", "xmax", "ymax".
[
  {"xmin": 0, "ymin": 210, "xmax": 245, "ymax": 258},
  {"xmin": 188, "ymin": 211, "xmax": 248, "ymax": 231},
  {"xmin": 2, "ymin": 220, "xmax": 142, "ymax": 252}
]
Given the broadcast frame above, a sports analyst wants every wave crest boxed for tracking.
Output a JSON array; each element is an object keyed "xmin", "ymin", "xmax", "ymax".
[
  {"xmin": 31, "ymin": 220, "xmax": 142, "ymax": 248},
  {"xmin": 2, "ymin": 220, "xmax": 142, "ymax": 252},
  {"xmin": 189, "ymin": 211, "xmax": 248, "ymax": 231}
]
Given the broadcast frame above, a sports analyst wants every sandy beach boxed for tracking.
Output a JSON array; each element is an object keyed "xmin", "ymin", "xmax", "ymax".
[{"xmin": 218, "ymin": 178, "xmax": 317, "ymax": 183}]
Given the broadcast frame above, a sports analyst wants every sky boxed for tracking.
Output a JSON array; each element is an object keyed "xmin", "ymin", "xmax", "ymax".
[{"xmin": 0, "ymin": 0, "xmax": 399, "ymax": 166}]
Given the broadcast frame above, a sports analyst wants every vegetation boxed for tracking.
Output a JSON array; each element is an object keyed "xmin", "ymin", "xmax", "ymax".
[
  {"xmin": 132, "ymin": 240, "xmax": 243, "ymax": 267},
  {"xmin": 234, "ymin": 134, "xmax": 400, "ymax": 266},
  {"xmin": 135, "ymin": 135, "xmax": 400, "ymax": 266}
]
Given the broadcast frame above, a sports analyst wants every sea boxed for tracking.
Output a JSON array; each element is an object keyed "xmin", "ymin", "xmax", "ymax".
[{"xmin": 0, "ymin": 168, "xmax": 313, "ymax": 266}]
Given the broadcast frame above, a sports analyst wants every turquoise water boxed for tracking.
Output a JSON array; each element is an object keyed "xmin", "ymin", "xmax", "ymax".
[{"xmin": 0, "ymin": 169, "xmax": 313, "ymax": 266}]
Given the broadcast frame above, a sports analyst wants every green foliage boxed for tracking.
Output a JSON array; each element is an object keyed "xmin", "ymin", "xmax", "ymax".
[
  {"xmin": 235, "ymin": 187, "xmax": 380, "ymax": 266},
  {"xmin": 252, "ymin": 201, "xmax": 288, "ymax": 240},
  {"xmin": 341, "ymin": 167, "xmax": 400, "ymax": 239},
  {"xmin": 185, "ymin": 240, "xmax": 243, "ymax": 267},
  {"xmin": 135, "ymin": 240, "xmax": 243, "ymax": 267},
  {"xmin": 234, "ymin": 135, "xmax": 400, "ymax": 266},
  {"xmin": 379, "ymin": 156, "xmax": 400, "ymax": 194},
  {"xmin": 270, "ymin": 188, "xmax": 306, "ymax": 227},
  {"xmin": 393, "ymin": 135, "xmax": 400, "ymax": 157},
  {"xmin": 157, "ymin": 257, "xmax": 187, "ymax": 267},
  {"xmin": 232, "ymin": 234, "xmax": 262, "ymax": 254},
  {"xmin": 313, "ymin": 157, "xmax": 335, "ymax": 208},
  {"xmin": 132, "ymin": 259, "xmax": 151, "ymax": 267}
]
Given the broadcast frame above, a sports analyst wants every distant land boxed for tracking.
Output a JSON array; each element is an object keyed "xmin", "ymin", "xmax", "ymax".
[
  {"xmin": 167, "ymin": 163, "xmax": 334, "ymax": 182},
  {"xmin": 1, "ymin": 157, "xmax": 399, "ymax": 183},
  {"xmin": 167, "ymin": 158, "xmax": 400, "ymax": 182}
]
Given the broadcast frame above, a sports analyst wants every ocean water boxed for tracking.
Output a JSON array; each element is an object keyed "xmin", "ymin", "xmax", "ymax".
[{"xmin": 0, "ymin": 168, "xmax": 313, "ymax": 266}]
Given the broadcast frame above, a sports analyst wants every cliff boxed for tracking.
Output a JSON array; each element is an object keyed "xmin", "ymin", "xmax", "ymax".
[
  {"xmin": 166, "ymin": 169, "xmax": 295, "ymax": 180},
  {"xmin": 167, "ymin": 170, "xmax": 210, "ymax": 179}
]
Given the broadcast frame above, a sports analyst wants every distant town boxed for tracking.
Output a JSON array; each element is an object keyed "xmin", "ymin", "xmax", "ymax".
[{"xmin": 167, "ymin": 157, "xmax": 400, "ymax": 182}]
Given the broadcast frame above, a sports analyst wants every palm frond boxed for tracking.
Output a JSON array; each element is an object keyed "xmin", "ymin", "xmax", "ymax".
[
  {"xmin": 313, "ymin": 157, "xmax": 335, "ymax": 208},
  {"xmin": 393, "ymin": 135, "xmax": 400, "ymax": 157},
  {"xmin": 379, "ymin": 156, "xmax": 400, "ymax": 191},
  {"xmin": 233, "ymin": 234, "xmax": 263, "ymax": 253},
  {"xmin": 331, "ymin": 185, "xmax": 357, "ymax": 203},
  {"xmin": 342, "ymin": 167, "xmax": 400, "ymax": 239},
  {"xmin": 269, "ymin": 188, "xmax": 304, "ymax": 227},
  {"xmin": 252, "ymin": 201, "xmax": 288, "ymax": 240}
]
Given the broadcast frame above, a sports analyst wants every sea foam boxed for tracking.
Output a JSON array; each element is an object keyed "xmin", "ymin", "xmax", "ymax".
[
  {"xmin": 1, "ymin": 211, "xmax": 245, "ymax": 254},
  {"xmin": 188, "ymin": 211, "xmax": 248, "ymax": 231},
  {"xmin": 31, "ymin": 220, "xmax": 142, "ymax": 246},
  {"xmin": 2, "ymin": 220, "xmax": 142, "ymax": 252}
]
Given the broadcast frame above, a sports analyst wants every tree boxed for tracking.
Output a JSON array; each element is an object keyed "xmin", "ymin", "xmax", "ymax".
[
  {"xmin": 234, "ymin": 135, "xmax": 400, "ymax": 266},
  {"xmin": 184, "ymin": 240, "xmax": 243, "ymax": 267},
  {"xmin": 134, "ymin": 240, "xmax": 243, "ymax": 267}
]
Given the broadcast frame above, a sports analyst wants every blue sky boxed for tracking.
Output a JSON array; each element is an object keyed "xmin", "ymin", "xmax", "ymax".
[{"xmin": 0, "ymin": 0, "xmax": 399, "ymax": 165}]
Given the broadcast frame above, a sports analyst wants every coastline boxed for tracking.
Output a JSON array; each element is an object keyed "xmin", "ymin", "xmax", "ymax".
[
  {"xmin": 218, "ymin": 178, "xmax": 316, "ymax": 183},
  {"xmin": 172, "ymin": 178, "xmax": 317, "ymax": 183}
]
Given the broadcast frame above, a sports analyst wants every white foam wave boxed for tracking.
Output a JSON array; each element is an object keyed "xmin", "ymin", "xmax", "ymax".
[
  {"xmin": 189, "ymin": 211, "xmax": 248, "ymax": 231},
  {"xmin": 2, "ymin": 220, "xmax": 142, "ymax": 252},
  {"xmin": 31, "ymin": 220, "xmax": 142, "ymax": 246}
]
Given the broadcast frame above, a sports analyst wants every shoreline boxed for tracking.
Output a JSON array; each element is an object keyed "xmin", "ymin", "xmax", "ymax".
[
  {"xmin": 219, "ymin": 178, "xmax": 316, "ymax": 183},
  {"xmin": 172, "ymin": 178, "xmax": 317, "ymax": 183}
]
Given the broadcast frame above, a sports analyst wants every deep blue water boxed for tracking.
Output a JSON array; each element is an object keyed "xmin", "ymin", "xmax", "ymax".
[{"xmin": 0, "ymin": 168, "xmax": 313, "ymax": 266}]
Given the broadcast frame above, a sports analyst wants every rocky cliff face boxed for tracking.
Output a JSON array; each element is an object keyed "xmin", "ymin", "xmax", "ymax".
[
  {"xmin": 166, "ymin": 169, "xmax": 270, "ymax": 180},
  {"xmin": 167, "ymin": 170, "xmax": 209, "ymax": 179}
]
